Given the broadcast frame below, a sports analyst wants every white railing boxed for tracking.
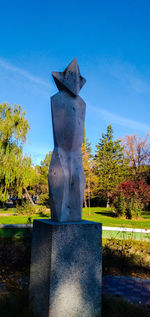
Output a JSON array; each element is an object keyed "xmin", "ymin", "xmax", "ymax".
[{"xmin": 0, "ymin": 224, "xmax": 149, "ymax": 234}]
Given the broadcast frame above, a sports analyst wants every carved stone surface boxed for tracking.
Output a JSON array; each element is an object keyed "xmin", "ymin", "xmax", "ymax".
[
  {"xmin": 48, "ymin": 58, "xmax": 86, "ymax": 222},
  {"xmin": 29, "ymin": 219, "xmax": 102, "ymax": 317}
]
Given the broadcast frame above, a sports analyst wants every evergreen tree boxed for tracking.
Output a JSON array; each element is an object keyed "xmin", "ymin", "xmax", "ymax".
[{"xmin": 95, "ymin": 125, "xmax": 128, "ymax": 205}]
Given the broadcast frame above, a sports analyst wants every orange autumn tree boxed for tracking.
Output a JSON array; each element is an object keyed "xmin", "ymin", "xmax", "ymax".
[
  {"xmin": 82, "ymin": 132, "xmax": 98, "ymax": 209},
  {"xmin": 122, "ymin": 133, "xmax": 150, "ymax": 180}
]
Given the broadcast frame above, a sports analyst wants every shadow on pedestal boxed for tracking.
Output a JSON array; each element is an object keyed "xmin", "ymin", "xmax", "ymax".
[{"xmin": 29, "ymin": 219, "xmax": 102, "ymax": 317}]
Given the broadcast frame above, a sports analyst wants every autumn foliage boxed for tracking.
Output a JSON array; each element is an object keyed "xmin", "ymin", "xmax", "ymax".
[
  {"xmin": 120, "ymin": 180, "xmax": 150, "ymax": 204},
  {"xmin": 112, "ymin": 180, "xmax": 150, "ymax": 218}
]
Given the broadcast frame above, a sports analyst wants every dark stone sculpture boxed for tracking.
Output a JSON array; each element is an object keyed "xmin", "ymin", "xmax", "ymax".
[{"xmin": 48, "ymin": 58, "xmax": 86, "ymax": 222}]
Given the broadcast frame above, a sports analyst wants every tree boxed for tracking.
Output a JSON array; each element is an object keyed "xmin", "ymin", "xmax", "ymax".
[
  {"xmin": 95, "ymin": 125, "xmax": 128, "ymax": 206},
  {"xmin": 122, "ymin": 134, "xmax": 150, "ymax": 179},
  {"xmin": 15, "ymin": 156, "xmax": 39, "ymax": 205},
  {"xmin": 36, "ymin": 151, "xmax": 52, "ymax": 205},
  {"xmin": 0, "ymin": 103, "xmax": 36, "ymax": 204},
  {"xmin": 82, "ymin": 132, "xmax": 98, "ymax": 211}
]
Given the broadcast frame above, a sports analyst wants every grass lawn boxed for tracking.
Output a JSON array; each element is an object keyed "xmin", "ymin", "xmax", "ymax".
[
  {"xmin": 0, "ymin": 215, "xmax": 47, "ymax": 224},
  {"xmin": 0, "ymin": 207, "xmax": 17, "ymax": 214},
  {"xmin": 83, "ymin": 207, "xmax": 150, "ymax": 229},
  {"xmin": 0, "ymin": 207, "xmax": 150, "ymax": 229},
  {"xmin": 0, "ymin": 207, "xmax": 150, "ymax": 240}
]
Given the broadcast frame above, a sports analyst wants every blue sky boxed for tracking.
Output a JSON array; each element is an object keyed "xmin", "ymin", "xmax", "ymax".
[{"xmin": 1, "ymin": 0, "xmax": 150, "ymax": 164}]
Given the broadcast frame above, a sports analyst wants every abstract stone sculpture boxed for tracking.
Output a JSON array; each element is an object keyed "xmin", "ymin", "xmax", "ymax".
[
  {"xmin": 48, "ymin": 58, "xmax": 86, "ymax": 222},
  {"xmin": 30, "ymin": 60, "xmax": 102, "ymax": 317}
]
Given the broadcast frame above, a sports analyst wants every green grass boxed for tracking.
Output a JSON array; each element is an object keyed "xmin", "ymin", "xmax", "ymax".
[
  {"xmin": 0, "ymin": 207, "xmax": 150, "ymax": 229},
  {"xmin": 83, "ymin": 207, "xmax": 150, "ymax": 229},
  {"xmin": 0, "ymin": 208, "xmax": 17, "ymax": 214},
  {"xmin": 0, "ymin": 228, "xmax": 31, "ymax": 238},
  {"xmin": 0, "ymin": 215, "xmax": 47, "ymax": 224}
]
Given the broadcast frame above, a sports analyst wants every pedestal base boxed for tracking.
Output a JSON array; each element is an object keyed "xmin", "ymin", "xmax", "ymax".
[{"xmin": 29, "ymin": 219, "xmax": 102, "ymax": 317}]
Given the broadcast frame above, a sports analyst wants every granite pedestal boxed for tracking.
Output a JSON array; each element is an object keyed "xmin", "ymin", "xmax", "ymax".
[{"xmin": 29, "ymin": 219, "xmax": 102, "ymax": 317}]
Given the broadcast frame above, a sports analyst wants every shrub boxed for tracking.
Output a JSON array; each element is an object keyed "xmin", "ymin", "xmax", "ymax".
[
  {"xmin": 113, "ymin": 195, "xmax": 141, "ymax": 219},
  {"xmin": 37, "ymin": 193, "xmax": 49, "ymax": 206},
  {"xmin": 16, "ymin": 201, "xmax": 36, "ymax": 215},
  {"xmin": 34, "ymin": 205, "xmax": 50, "ymax": 217},
  {"xmin": 16, "ymin": 201, "xmax": 50, "ymax": 216}
]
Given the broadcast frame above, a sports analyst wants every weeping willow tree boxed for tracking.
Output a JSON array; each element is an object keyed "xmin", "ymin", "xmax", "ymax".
[{"xmin": 0, "ymin": 103, "xmax": 38, "ymax": 204}]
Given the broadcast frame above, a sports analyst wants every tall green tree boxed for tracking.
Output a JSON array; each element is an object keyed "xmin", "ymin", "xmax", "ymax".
[
  {"xmin": 95, "ymin": 125, "xmax": 128, "ymax": 206},
  {"xmin": 0, "ymin": 103, "xmax": 36, "ymax": 203}
]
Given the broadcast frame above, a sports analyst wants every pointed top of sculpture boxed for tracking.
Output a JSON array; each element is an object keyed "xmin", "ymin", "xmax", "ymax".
[{"xmin": 52, "ymin": 58, "xmax": 86, "ymax": 96}]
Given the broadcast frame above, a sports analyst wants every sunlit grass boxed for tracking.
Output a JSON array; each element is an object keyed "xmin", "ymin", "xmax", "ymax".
[
  {"xmin": 0, "ymin": 206, "xmax": 150, "ymax": 229},
  {"xmin": 82, "ymin": 207, "xmax": 150, "ymax": 229}
]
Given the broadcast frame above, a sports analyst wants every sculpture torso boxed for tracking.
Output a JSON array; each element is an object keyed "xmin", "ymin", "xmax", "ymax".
[
  {"xmin": 51, "ymin": 91, "xmax": 86, "ymax": 152},
  {"xmin": 48, "ymin": 58, "xmax": 86, "ymax": 222}
]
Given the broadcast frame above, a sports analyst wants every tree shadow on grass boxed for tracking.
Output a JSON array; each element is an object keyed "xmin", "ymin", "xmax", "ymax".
[
  {"xmin": 94, "ymin": 211, "xmax": 117, "ymax": 217},
  {"xmin": 38, "ymin": 212, "xmax": 49, "ymax": 218}
]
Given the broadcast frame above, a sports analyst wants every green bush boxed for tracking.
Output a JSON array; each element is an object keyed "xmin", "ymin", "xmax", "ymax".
[
  {"xmin": 113, "ymin": 193, "xmax": 142, "ymax": 219},
  {"xmin": 37, "ymin": 193, "xmax": 49, "ymax": 206},
  {"xmin": 34, "ymin": 205, "xmax": 50, "ymax": 216},
  {"xmin": 16, "ymin": 201, "xmax": 50, "ymax": 216},
  {"xmin": 16, "ymin": 201, "xmax": 36, "ymax": 215}
]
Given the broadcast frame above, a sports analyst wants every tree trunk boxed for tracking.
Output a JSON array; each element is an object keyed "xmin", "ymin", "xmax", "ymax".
[
  {"xmin": 106, "ymin": 195, "xmax": 110, "ymax": 208},
  {"xmin": 24, "ymin": 187, "xmax": 35, "ymax": 206},
  {"xmin": 88, "ymin": 177, "xmax": 91, "ymax": 216},
  {"xmin": 84, "ymin": 193, "xmax": 87, "ymax": 208}
]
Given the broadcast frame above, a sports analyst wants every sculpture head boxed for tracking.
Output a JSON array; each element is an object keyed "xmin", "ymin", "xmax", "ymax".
[{"xmin": 52, "ymin": 57, "xmax": 86, "ymax": 96}]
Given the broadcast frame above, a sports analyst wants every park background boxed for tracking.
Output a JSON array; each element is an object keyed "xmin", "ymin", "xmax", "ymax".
[{"xmin": 0, "ymin": 1, "xmax": 150, "ymax": 316}]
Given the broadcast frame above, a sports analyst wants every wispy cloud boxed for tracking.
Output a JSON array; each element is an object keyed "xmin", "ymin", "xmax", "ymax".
[
  {"xmin": 89, "ymin": 104, "xmax": 150, "ymax": 133},
  {"xmin": 0, "ymin": 57, "xmax": 50, "ymax": 88},
  {"xmin": 101, "ymin": 59, "xmax": 150, "ymax": 94},
  {"xmin": 111, "ymin": 63, "xmax": 150, "ymax": 94}
]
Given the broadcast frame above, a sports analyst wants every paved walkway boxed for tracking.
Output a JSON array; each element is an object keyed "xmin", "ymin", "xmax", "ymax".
[
  {"xmin": 103, "ymin": 275, "xmax": 150, "ymax": 305},
  {"xmin": 0, "ymin": 274, "xmax": 150, "ymax": 306}
]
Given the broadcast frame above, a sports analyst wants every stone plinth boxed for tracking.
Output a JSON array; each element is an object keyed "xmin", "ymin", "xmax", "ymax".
[{"xmin": 29, "ymin": 219, "xmax": 102, "ymax": 317}]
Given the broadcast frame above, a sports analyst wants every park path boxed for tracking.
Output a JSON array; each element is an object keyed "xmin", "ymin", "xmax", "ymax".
[
  {"xmin": 0, "ymin": 275, "xmax": 150, "ymax": 306},
  {"xmin": 103, "ymin": 275, "xmax": 150, "ymax": 306},
  {"xmin": 0, "ymin": 273, "xmax": 150, "ymax": 306}
]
